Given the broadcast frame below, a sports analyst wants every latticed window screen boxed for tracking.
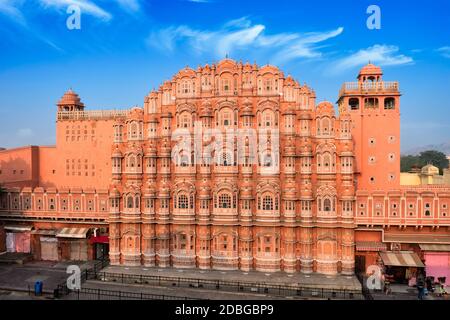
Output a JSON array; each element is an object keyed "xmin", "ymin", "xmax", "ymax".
[{"xmin": 218, "ymin": 193, "xmax": 232, "ymax": 208}]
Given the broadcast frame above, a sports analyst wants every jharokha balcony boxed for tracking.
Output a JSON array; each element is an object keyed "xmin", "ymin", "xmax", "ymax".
[{"xmin": 339, "ymin": 81, "xmax": 399, "ymax": 97}]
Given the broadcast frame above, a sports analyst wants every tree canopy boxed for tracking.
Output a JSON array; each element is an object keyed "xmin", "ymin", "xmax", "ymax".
[{"xmin": 401, "ymin": 150, "xmax": 449, "ymax": 174}]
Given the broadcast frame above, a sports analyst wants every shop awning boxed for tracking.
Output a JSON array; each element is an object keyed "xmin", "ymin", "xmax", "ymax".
[
  {"xmin": 380, "ymin": 251, "xmax": 425, "ymax": 268},
  {"xmin": 31, "ymin": 229, "xmax": 57, "ymax": 236},
  {"xmin": 56, "ymin": 228, "xmax": 90, "ymax": 239},
  {"xmin": 356, "ymin": 241, "xmax": 387, "ymax": 252},
  {"xmin": 4, "ymin": 225, "xmax": 33, "ymax": 232},
  {"xmin": 419, "ymin": 244, "xmax": 450, "ymax": 252}
]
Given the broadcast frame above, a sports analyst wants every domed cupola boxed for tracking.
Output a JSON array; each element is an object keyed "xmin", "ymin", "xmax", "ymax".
[
  {"xmin": 358, "ymin": 63, "xmax": 383, "ymax": 83},
  {"xmin": 57, "ymin": 89, "xmax": 85, "ymax": 112}
]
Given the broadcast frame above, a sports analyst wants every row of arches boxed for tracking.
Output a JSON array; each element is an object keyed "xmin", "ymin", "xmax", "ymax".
[{"xmin": 349, "ymin": 97, "xmax": 396, "ymax": 110}]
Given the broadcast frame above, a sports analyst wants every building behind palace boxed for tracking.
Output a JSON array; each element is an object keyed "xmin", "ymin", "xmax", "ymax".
[{"xmin": 0, "ymin": 59, "xmax": 449, "ymax": 283}]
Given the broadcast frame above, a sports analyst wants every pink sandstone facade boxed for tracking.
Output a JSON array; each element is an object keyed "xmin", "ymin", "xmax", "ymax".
[{"xmin": 0, "ymin": 59, "xmax": 449, "ymax": 279}]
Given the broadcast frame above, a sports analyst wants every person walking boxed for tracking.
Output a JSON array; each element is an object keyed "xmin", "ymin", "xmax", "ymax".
[{"xmin": 417, "ymin": 272, "xmax": 425, "ymax": 300}]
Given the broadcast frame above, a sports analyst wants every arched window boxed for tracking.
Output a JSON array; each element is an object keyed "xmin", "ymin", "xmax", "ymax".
[
  {"xmin": 384, "ymin": 98, "xmax": 395, "ymax": 110},
  {"xmin": 222, "ymin": 79, "xmax": 230, "ymax": 92},
  {"xmin": 178, "ymin": 194, "xmax": 188, "ymax": 209},
  {"xmin": 323, "ymin": 154, "xmax": 331, "ymax": 168},
  {"xmin": 263, "ymin": 195, "xmax": 273, "ymax": 211},
  {"xmin": 220, "ymin": 152, "xmax": 232, "ymax": 166},
  {"xmin": 218, "ymin": 193, "xmax": 232, "ymax": 209},
  {"xmin": 364, "ymin": 98, "xmax": 379, "ymax": 109},
  {"xmin": 135, "ymin": 196, "xmax": 140, "ymax": 208},
  {"xmin": 179, "ymin": 112, "xmax": 191, "ymax": 128},
  {"xmin": 179, "ymin": 152, "xmax": 190, "ymax": 167},
  {"xmin": 129, "ymin": 155, "xmax": 136, "ymax": 168},
  {"xmin": 349, "ymin": 98, "xmax": 359, "ymax": 110},
  {"xmin": 322, "ymin": 118, "xmax": 331, "ymax": 135},
  {"xmin": 263, "ymin": 153, "xmax": 272, "ymax": 167},
  {"xmin": 127, "ymin": 196, "xmax": 133, "ymax": 209},
  {"xmin": 323, "ymin": 198, "xmax": 331, "ymax": 211},
  {"xmin": 181, "ymin": 80, "xmax": 191, "ymax": 94},
  {"xmin": 263, "ymin": 110, "xmax": 274, "ymax": 127}
]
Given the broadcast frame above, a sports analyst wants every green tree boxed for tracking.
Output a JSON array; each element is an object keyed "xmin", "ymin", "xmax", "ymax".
[
  {"xmin": 400, "ymin": 155, "xmax": 421, "ymax": 172},
  {"xmin": 418, "ymin": 150, "xmax": 449, "ymax": 174},
  {"xmin": 401, "ymin": 150, "xmax": 449, "ymax": 174}
]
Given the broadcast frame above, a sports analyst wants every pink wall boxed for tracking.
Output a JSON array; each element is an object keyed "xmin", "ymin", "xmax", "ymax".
[
  {"xmin": 0, "ymin": 146, "xmax": 40, "ymax": 188},
  {"xmin": 424, "ymin": 252, "xmax": 450, "ymax": 285}
]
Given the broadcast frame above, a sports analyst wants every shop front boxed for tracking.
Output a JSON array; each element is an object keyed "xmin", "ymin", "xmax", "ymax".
[
  {"xmin": 379, "ymin": 251, "xmax": 425, "ymax": 284},
  {"xmin": 31, "ymin": 229, "xmax": 58, "ymax": 261},
  {"xmin": 56, "ymin": 227, "xmax": 90, "ymax": 261},
  {"xmin": 89, "ymin": 235, "xmax": 109, "ymax": 260},
  {"xmin": 355, "ymin": 241, "xmax": 388, "ymax": 274},
  {"xmin": 5, "ymin": 224, "xmax": 32, "ymax": 253},
  {"xmin": 420, "ymin": 244, "xmax": 450, "ymax": 286}
]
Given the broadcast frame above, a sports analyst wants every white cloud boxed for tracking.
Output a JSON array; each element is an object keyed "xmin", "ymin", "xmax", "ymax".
[
  {"xmin": 147, "ymin": 17, "xmax": 343, "ymax": 63},
  {"xmin": 114, "ymin": 0, "xmax": 140, "ymax": 12},
  {"xmin": 38, "ymin": 0, "xmax": 112, "ymax": 21},
  {"xmin": 332, "ymin": 44, "xmax": 413, "ymax": 73},
  {"xmin": 437, "ymin": 46, "xmax": 450, "ymax": 59},
  {"xmin": 17, "ymin": 128, "xmax": 33, "ymax": 137},
  {"xmin": 0, "ymin": 0, "xmax": 26, "ymax": 25}
]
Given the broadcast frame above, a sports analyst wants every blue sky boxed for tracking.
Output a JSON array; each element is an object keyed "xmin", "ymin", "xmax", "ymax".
[{"xmin": 0, "ymin": 0, "xmax": 449, "ymax": 152}]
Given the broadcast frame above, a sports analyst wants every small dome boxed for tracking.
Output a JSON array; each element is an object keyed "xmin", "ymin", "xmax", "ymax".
[
  {"xmin": 57, "ymin": 89, "xmax": 84, "ymax": 108},
  {"xmin": 421, "ymin": 164, "xmax": 439, "ymax": 175},
  {"xmin": 358, "ymin": 63, "xmax": 383, "ymax": 77}
]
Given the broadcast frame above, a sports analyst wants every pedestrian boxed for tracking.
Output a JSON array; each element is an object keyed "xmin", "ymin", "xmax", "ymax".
[
  {"xmin": 438, "ymin": 284, "xmax": 447, "ymax": 297},
  {"xmin": 417, "ymin": 272, "xmax": 425, "ymax": 300}
]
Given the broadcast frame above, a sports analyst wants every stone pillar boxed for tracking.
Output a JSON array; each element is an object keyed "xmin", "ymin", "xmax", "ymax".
[
  {"xmin": 141, "ymin": 223, "xmax": 156, "ymax": 267},
  {"xmin": 341, "ymin": 228, "xmax": 355, "ymax": 275},
  {"xmin": 109, "ymin": 222, "xmax": 121, "ymax": 265},
  {"xmin": 299, "ymin": 227, "xmax": 313, "ymax": 273},
  {"xmin": 197, "ymin": 225, "xmax": 211, "ymax": 270},
  {"xmin": 156, "ymin": 224, "xmax": 170, "ymax": 267},
  {"xmin": 239, "ymin": 226, "xmax": 253, "ymax": 271},
  {"xmin": 282, "ymin": 227, "xmax": 296, "ymax": 273}
]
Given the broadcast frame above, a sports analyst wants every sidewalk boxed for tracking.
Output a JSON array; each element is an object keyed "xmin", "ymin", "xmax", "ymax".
[{"xmin": 101, "ymin": 265, "xmax": 362, "ymax": 291}]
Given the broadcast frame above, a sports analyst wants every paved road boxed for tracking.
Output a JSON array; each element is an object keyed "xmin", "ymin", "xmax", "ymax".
[{"xmin": 0, "ymin": 261, "xmax": 95, "ymax": 294}]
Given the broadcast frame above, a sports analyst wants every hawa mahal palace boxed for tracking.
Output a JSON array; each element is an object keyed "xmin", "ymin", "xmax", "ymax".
[{"xmin": 0, "ymin": 59, "xmax": 449, "ymax": 281}]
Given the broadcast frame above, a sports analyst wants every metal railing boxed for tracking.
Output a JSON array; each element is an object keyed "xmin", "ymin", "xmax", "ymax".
[
  {"xmin": 83, "ymin": 270, "xmax": 363, "ymax": 300},
  {"xmin": 53, "ymin": 257, "xmax": 110, "ymax": 299},
  {"xmin": 70, "ymin": 287, "xmax": 199, "ymax": 300}
]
